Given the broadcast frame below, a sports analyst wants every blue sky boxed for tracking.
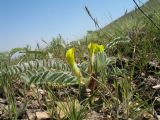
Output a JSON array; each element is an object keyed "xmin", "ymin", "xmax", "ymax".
[{"xmin": 0, "ymin": 0, "xmax": 148, "ymax": 52}]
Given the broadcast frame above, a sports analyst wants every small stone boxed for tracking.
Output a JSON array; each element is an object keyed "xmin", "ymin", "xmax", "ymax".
[
  {"xmin": 155, "ymin": 97, "xmax": 160, "ymax": 102},
  {"xmin": 87, "ymin": 111, "xmax": 104, "ymax": 120},
  {"xmin": 36, "ymin": 111, "xmax": 50, "ymax": 120},
  {"xmin": 16, "ymin": 97, "xmax": 22, "ymax": 101},
  {"xmin": 141, "ymin": 72, "xmax": 145, "ymax": 77},
  {"xmin": 26, "ymin": 111, "xmax": 35, "ymax": 120},
  {"xmin": 38, "ymin": 89, "xmax": 45, "ymax": 95},
  {"xmin": 0, "ymin": 98, "xmax": 6, "ymax": 104},
  {"xmin": 143, "ymin": 112, "xmax": 154, "ymax": 119},
  {"xmin": 86, "ymin": 88, "xmax": 91, "ymax": 93},
  {"xmin": 153, "ymin": 84, "xmax": 160, "ymax": 89},
  {"xmin": 157, "ymin": 115, "xmax": 160, "ymax": 120},
  {"xmin": 0, "ymin": 111, "xmax": 2, "ymax": 115}
]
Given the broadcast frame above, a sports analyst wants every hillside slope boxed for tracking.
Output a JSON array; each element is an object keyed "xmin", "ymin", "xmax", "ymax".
[
  {"xmin": 102, "ymin": 0, "xmax": 160, "ymax": 35},
  {"xmin": 72, "ymin": 0, "xmax": 160, "ymax": 63}
]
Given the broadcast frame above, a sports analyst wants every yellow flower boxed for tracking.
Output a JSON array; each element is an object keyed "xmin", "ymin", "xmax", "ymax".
[
  {"xmin": 95, "ymin": 45, "xmax": 104, "ymax": 53},
  {"xmin": 88, "ymin": 43, "xmax": 96, "ymax": 55},
  {"xmin": 66, "ymin": 48, "xmax": 84, "ymax": 84},
  {"xmin": 88, "ymin": 43, "xmax": 104, "ymax": 66},
  {"xmin": 66, "ymin": 48, "xmax": 75, "ymax": 67}
]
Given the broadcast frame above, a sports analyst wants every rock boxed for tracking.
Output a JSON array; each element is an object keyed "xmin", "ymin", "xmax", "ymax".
[
  {"xmin": 86, "ymin": 111, "xmax": 104, "ymax": 120},
  {"xmin": 36, "ymin": 111, "xmax": 50, "ymax": 120},
  {"xmin": 153, "ymin": 84, "xmax": 160, "ymax": 89},
  {"xmin": 0, "ymin": 98, "xmax": 6, "ymax": 104},
  {"xmin": 26, "ymin": 111, "xmax": 35, "ymax": 120},
  {"xmin": 157, "ymin": 115, "xmax": 160, "ymax": 120},
  {"xmin": 86, "ymin": 88, "xmax": 91, "ymax": 93},
  {"xmin": 0, "ymin": 111, "xmax": 2, "ymax": 115},
  {"xmin": 38, "ymin": 89, "xmax": 45, "ymax": 95},
  {"xmin": 143, "ymin": 112, "xmax": 154, "ymax": 120}
]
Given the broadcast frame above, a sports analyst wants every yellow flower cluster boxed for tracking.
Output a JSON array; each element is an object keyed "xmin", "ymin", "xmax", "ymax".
[
  {"xmin": 65, "ymin": 42, "xmax": 104, "ymax": 83},
  {"xmin": 88, "ymin": 43, "xmax": 104, "ymax": 66},
  {"xmin": 65, "ymin": 48, "xmax": 82, "ymax": 79}
]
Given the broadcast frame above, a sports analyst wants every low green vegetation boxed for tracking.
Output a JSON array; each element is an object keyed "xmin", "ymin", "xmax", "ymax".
[{"xmin": 0, "ymin": 0, "xmax": 160, "ymax": 119}]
